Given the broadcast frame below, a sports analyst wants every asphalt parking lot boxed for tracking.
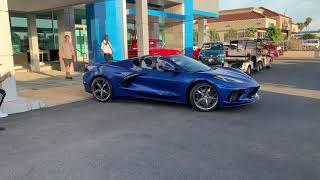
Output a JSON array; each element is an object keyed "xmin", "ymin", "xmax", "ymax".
[{"xmin": 0, "ymin": 59, "xmax": 319, "ymax": 180}]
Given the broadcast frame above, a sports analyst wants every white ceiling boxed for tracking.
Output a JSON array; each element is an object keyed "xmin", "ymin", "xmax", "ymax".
[{"xmin": 8, "ymin": 0, "xmax": 94, "ymax": 12}]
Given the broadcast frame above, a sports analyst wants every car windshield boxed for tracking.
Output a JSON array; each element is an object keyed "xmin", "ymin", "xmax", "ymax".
[
  {"xmin": 202, "ymin": 43, "xmax": 223, "ymax": 50},
  {"xmin": 168, "ymin": 55, "xmax": 211, "ymax": 72}
]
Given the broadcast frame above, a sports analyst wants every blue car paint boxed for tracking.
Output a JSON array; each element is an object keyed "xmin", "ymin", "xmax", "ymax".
[{"xmin": 83, "ymin": 56, "xmax": 260, "ymax": 107}]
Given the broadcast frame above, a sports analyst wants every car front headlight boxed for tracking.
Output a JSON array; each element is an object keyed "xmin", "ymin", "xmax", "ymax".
[
  {"xmin": 218, "ymin": 54, "xmax": 225, "ymax": 61},
  {"xmin": 214, "ymin": 75, "xmax": 243, "ymax": 83}
]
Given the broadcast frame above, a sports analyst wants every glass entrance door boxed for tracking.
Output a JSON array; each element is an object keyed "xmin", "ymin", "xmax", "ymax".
[{"xmin": 75, "ymin": 25, "xmax": 88, "ymax": 62}]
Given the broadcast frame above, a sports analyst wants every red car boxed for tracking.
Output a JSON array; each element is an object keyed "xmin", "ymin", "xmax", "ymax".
[
  {"xmin": 262, "ymin": 44, "xmax": 283, "ymax": 58},
  {"xmin": 128, "ymin": 39, "xmax": 181, "ymax": 58}
]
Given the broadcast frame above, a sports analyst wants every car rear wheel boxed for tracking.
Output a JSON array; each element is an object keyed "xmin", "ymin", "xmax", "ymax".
[
  {"xmin": 256, "ymin": 61, "xmax": 263, "ymax": 72},
  {"xmin": 91, "ymin": 77, "xmax": 113, "ymax": 102},
  {"xmin": 259, "ymin": 61, "xmax": 263, "ymax": 71},
  {"xmin": 190, "ymin": 83, "xmax": 219, "ymax": 112}
]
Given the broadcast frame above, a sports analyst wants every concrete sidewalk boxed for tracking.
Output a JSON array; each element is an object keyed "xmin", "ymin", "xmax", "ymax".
[
  {"xmin": 16, "ymin": 70, "xmax": 91, "ymax": 107},
  {"xmin": 2, "ymin": 70, "xmax": 91, "ymax": 115},
  {"xmin": 18, "ymin": 84, "xmax": 90, "ymax": 107}
]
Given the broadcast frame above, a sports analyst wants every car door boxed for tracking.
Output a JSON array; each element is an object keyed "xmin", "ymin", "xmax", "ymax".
[{"xmin": 125, "ymin": 56, "xmax": 185, "ymax": 102}]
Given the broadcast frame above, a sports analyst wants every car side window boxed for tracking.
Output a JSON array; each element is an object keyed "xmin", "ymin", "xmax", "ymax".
[
  {"xmin": 246, "ymin": 41, "xmax": 256, "ymax": 48},
  {"xmin": 141, "ymin": 57, "xmax": 157, "ymax": 70},
  {"xmin": 156, "ymin": 58, "xmax": 174, "ymax": 72},
  {"xmin": 238, "ymin": 41, "xmax": 246, "ymax": 50},
  {"xmin": 229, "ymin": 45, "xmax": 237, "ymax": 50}
]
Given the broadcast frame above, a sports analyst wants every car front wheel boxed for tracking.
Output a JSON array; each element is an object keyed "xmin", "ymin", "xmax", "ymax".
[
  {"xmin": 266, "ymin": 59, "xmax": 272, "ymax": 69},
  {"xmin": 91, "ymin": 77, "xmax": 113, "ymax": 102},
  {"xmin": 246, "ymin": 66, "xmax": 252, "ymax": 75},
  {"xmin": 190, "ymin": 83, "xmax": 219, "ymax": 112}
]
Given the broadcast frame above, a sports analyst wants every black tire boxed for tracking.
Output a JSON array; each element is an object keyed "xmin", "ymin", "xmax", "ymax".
[
  {"xmin": 259, "ymin": 61, "xmax": 263, "ymax": 71},
  {"xmin": 189, "ymin": 83, "xmax": 219, "ymax": 112},
  {"xmin": 246, "ymin": 65, "xmax": 252, "ymax": 75},
  {"xmin": 266, "ymin": 60, "xmax": 272, "ymax": 69},
  {"xmin": 255, "ymin": 61, "xmax": 262, "ymax": 72},
  {"xmin": 91, "ymin": 77, "xmax": 113, "ymax": 102}
]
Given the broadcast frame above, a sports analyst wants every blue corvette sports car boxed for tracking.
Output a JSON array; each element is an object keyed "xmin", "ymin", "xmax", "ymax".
[{"xmin": 83, "ymin": 55, "xmax": 260, "ymax": 112}]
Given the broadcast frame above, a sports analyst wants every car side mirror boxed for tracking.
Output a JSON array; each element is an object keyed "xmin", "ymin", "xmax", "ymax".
[{"xmin": 162, "ymin": 65, "xmax": 175, "ymax": 73}]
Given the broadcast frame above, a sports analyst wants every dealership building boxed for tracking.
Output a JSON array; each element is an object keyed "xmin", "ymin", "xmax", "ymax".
[{"xmin": 0, "ymin": 0, "xmax": 219, "ymax": 105}]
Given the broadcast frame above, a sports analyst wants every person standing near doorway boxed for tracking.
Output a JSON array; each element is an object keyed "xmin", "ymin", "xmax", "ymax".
[
  {"xmin": 101, "ymin": 35, "xmax": 113, "ymax": 63},
  {"xmin": 0, "ymin": 71, "xmax": 11, "ymax": 118},
  {"xmin": 59, "ymin": 35, "xmax": 75, "ymax": 79}
]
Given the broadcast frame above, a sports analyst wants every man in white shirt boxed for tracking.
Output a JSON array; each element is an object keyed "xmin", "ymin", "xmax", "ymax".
[{"xmin": 101, "ymin": 35, "xmax": 113, "ymax": 62}]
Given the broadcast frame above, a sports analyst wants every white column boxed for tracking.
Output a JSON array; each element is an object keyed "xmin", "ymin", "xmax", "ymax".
[
  {"xmin": 121, "ymin": 0, "xmax": 128, "ymax": 59},
  {"xmin": 136, "ymin": 0, "xmax": 149, "ymax": 57},
  {"xmin": 57, "ymin": 7, "xmax": 76, "ymax": 72},
  {"xmin": 0, "ymin": 0, "xmax": 17, "ymax": 101},
  {"xmin": 57, "ymin": 11, "xmax": 66, "ymax": 72},
  {"xmin": 64, "ymin": 7, "xmax": 77, "ymax": 62},
  {"xmin": 163, "ymin": 4, "xmax": 184, "ymax": 50},
  {"xmin": 27, "ymin": 14, "xmax": 40, "ymax": 72},
  {"xmin": 198, "ymin": 19, "xmax": 208, "ymax": 46},
  {"xmin": 149, "ymin": 16, "xmax": 160, "ymax": 39}
]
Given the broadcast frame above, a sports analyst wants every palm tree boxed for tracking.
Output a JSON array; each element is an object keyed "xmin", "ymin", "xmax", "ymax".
[
  {"xmin": 297, "ymin": 22, "xmax": 305, "ymax": 31},
  {"xmin": 296, "ymin": 22, "xmax": 305, "ymax": 31},
  {"xmin": 304, "ymin": 17, "xmax": 313, "ymax": 31}
]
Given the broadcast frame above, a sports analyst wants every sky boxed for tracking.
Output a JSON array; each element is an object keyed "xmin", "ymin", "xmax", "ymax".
[{"xmin": 219, "ymin": 0, "xmax": 320, "ymax": 31}]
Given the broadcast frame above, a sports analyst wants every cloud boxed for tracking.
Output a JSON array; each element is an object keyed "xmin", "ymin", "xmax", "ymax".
[{"xmin": 220, "ymin": 0, "xmax": 320, "ymax": 30}]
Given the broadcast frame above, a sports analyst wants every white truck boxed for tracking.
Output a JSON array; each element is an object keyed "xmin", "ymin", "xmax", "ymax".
[{"xmin": 224, "ymin": 39, "xmax": 273, "ymax": 75}]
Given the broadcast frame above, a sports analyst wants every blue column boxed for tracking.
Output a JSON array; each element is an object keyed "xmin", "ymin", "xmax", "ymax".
[
  {"xmin": 86, "ymin": 0, "xmax": 126, "ymax": 64},
  {"xmin": 184, "ymin": 0, "xmax": 194, "ymax": 58}
]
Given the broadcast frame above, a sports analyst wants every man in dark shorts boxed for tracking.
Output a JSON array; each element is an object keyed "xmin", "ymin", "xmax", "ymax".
[{"xmin": 59, "ymin": 35, "xmax": 75, "ymax": 79}]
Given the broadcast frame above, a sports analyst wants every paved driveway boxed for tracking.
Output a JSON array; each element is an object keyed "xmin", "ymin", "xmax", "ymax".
[{"xmin": 0, "ymin": 59, "xmax": 319, "ymax": 180}]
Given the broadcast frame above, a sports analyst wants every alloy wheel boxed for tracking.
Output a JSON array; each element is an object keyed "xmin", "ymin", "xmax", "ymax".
[
  {"xmin": 192, "ymin": 84, "xmax": 218, "ymax": 111},
  {"xmin": 91, "ymin": 77, "xmax": 112, "ymax": 102}
]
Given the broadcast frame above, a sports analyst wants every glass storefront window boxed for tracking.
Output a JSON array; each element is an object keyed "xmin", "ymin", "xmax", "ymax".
[
  {"xmin": 9, "ymin": 12, "xmax": 59, "ymax": 55},
  {"xmin": 10, "ymin": 15, "xmax": 29, "ymax": 54}
]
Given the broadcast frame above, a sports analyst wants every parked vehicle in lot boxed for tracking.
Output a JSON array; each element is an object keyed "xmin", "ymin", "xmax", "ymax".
[
  {"xmin": 302, "ymin": 39, "xmax": 320, "ymax": 49},
  {"xmin": 83, "ymin": 55, "xmax": 260, "ymax": 112},
  {"xmin": 262, "ymin": 44, "xmax": 283, "ymax": 58},
  {"xmin": 224, "ymin": 39, "xmax": 273, "ymax": 75},
  {"xmin": 128, "ymin": 39, "xmax": 181, "ymax": 58},
  {"xmin": 198, "ymin": 42, "xmax": 226, "ymax": 66}
]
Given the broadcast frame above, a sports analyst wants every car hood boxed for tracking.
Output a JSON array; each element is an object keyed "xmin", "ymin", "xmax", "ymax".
[
  {"xmin": 200, "ymin": 67, "xmax": 258, "ymax": 85},
  {"xmin": 200, "ymin": 50, "xmax": 225, "ymax": 57}
]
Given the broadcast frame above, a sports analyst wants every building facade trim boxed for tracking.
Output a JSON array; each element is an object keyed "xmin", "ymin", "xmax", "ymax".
[
  {"xmin": 193, "ymin": 10, "xmax": 219, "ymax": 18},
  {"xmin": 127, "ymin": 8, "xmax": 186, "ymax": 20}
]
